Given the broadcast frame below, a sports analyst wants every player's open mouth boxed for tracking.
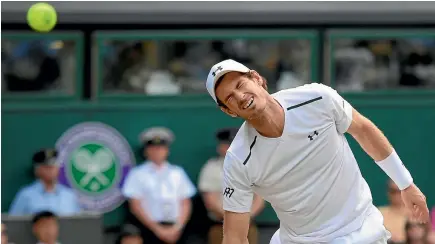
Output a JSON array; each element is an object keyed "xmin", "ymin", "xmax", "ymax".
[{"xmin": 243, "ymin": 97, "xmax": 254, "ymax": 109}]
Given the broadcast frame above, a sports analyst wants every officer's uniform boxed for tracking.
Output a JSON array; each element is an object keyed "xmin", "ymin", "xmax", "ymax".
[
  {"xmin": 198, "ymin": 128, "xmax": 258, "ymax": 244},
  {"xmin": 9, "ymin": 149, "xmax": 81, "ymax": 216},
  {"xmin": 122, "ymin": 127, "xmax": 197, "ymax": 244}
]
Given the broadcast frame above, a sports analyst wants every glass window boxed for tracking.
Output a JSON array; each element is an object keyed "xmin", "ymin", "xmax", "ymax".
[
  {"xmin": 328, "ymin": 30, "xmax": 435, "ymax": 92},
  {"xmin": 97, "ymin": 31, "xmax": 317, "ymax": 96},
  {"xmin": 1, "ymin": 33, "xmax": 81, "ymax": 96}
]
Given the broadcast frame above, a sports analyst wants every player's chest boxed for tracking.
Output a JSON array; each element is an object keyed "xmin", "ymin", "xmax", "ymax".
[{"xmin": 246, "ymin": 121, "xmax": 339, "ymax": 187}]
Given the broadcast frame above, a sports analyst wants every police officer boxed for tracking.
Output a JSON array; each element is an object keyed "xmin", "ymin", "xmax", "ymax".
[
  {"xmin": 198, "ymin": 128, "xmax": 265, "ymax": 244},
  {"xmin": 9, "ymin": 149, "xmax": 81, "ymax": 216},
  {"xmin": 122, "ymin": 127, "xmax": 196, "ymax": 244}
]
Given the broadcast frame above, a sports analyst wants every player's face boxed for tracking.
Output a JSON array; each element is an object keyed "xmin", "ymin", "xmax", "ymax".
[{"xmin": 215, "ymin": 71, "xmax": 268, "ymax": 120}]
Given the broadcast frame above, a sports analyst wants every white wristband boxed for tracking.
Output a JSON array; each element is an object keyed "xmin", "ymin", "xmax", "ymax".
[{"xmin": 376, "ymin": 150, "xmax": 413, "ymax": 190}]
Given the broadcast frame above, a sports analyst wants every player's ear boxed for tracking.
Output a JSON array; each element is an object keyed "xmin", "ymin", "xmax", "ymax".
[
  {"xmin": 250, "ymin": 70, "xmax": 263, "ymax": 86},
  {"xmin": 220, "ymin": 106, "xmax": 238, "ymax": 118}
]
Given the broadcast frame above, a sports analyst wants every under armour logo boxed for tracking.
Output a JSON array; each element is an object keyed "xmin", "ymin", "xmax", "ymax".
[
  {"xmin": 308, "ymin": 131, "xmax": 319, "ymax": 141},
  {"xmin": 223, "ymin": 187, "xmax": 234, "ymax": 198},
  {"xmin": 212, "ymin": 66, "xmax": 223, "ymax": 77}
]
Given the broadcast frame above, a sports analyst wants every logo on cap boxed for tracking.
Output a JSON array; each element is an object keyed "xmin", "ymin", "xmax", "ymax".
[
  {"xmin": 56, "ymin": 122, "xmax": 135, "ymax": 213},
  {"xmin": 212, "ymin": 66, "xmax": 223, "ymax": 77}
]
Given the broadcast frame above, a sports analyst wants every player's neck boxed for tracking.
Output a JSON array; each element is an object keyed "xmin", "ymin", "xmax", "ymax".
[{"xmin": 248, "ymin": 97, "xmax": 285, "ymax": 138}]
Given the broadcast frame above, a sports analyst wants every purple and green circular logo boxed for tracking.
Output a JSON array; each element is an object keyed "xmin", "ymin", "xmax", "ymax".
[{"xmin": 56, "ymin": 122, "xmax": 135, "ymax": 213}]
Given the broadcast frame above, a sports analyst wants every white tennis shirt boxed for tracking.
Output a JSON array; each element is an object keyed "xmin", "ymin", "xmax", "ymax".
[{"xmin": 223, "ymin": 83, "xmax": 375, "ymax": 243}]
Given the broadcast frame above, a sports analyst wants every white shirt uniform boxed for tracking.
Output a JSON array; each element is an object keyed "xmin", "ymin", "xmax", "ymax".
[
  {"xmin": 122, "ymin": 161, "xmax": 196, "ymax": 223},
  {"xmin": 223, "ymin": 83, "xmax": 388, "ymax": 244}
]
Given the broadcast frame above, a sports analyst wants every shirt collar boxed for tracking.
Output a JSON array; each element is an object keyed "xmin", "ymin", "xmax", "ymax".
[
  {"xmin": 35, "ymin": 180, "xmax": 60, "ymax": 194},
  {"xmin": 146, "ymin": 160, "xmax": 170, "ymax": 171}
]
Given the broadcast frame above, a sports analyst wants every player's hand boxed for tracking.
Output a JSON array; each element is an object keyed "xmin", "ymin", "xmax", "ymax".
[{"xmin": 401, "ymin": 183, "xmax": 430, "ymax": 223}]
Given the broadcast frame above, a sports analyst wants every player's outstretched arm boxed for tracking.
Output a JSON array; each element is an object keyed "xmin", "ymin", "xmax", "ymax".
[
  {"xmin": 222, "ymin": 210, "xmax": 250, "ymax": 244},
  {"xmin": 347, "ymin": 108, "xmax": 430, "ymax": 223}
]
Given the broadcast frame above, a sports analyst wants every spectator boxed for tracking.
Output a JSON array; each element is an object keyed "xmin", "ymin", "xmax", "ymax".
[
  {"xmin": 198, "ymin": 128, "xmax": 264, "ymax": 244},
  {"xmin": 115, "ymin": 224, "xmax": 143, "ymax": 244},
  {"xmin": 378, "ymin": 180, "xmax": 408, "ymax": 244},
  {"xmin": 122, "ymin": 127, "xmax": 196, "ymax": 244},
  {"xmin": 399, "ymin": 40, "xmax": 435, "ymax": 87},
  {"xmin": 404, "ymin": 220, "xmax": 429, "ymax": 244},
  {"xmin": 3, "ymin": 40, "xmax": 60, "ymax": 92},
  {"xmin": 431, "ymin": 206, "xmax": 435, "ymax": 231},
  {"xmin": 9, "ymin": 149, "xmax": 81, "ymax": 216},
  {"xmin": 1, "ymin": 223, "xmax": 8, "ymax": 244},
  {"xmin": 32, "ymin": 211, "xmax": 60, "ymax": 244}
]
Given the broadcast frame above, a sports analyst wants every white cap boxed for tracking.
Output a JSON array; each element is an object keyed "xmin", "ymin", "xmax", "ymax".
[{"xmin": 205, "ymin": 59, "xmax": 250, "ymax": 103}]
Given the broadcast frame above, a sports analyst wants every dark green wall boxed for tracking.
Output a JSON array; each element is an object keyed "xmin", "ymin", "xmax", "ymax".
[{"xmin": 2, "ymin": 94, "xmax": 435, "ymax": 227}]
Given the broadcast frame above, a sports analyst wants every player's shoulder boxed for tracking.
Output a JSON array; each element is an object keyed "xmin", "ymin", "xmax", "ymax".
[
  {"xmin": 226, "ymin": 123, "xmax": 256, "ymax": 165},
  {"xmin": 272, "ymin": 83, "xmax": 331, "ymax": 100},
  {"xmin": 272, "ymin": 83, "xmax": 337, "ymax": 110}
]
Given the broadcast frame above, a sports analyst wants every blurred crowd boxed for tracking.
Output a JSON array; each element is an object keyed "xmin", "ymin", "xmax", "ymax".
[
  {"xmin": 1, "ymin": 39, "xmax": 77, "ymax": 94},
  {"xmin": 333, "ymin": 38, "xmax": 435, "ymax": 91},
  {"xmin": 2, "ymin": 34, "xmax": 435, "ymax": 97},
  {"xmin": 1, "ymin": 125, "xmax": 435, "ymax": 244}
]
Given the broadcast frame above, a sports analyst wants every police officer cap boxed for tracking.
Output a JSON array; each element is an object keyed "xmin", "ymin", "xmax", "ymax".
[
  {"xmin": 216, "ymin": 127, "xmax": 238, "ymax": 143},
  {"xmin": 139, "ymin": 127, "xmax": 175, "ymax": 146},
  {"xmin": 32, "ymin": 149, "xmax": 58, "ymax": 166}
]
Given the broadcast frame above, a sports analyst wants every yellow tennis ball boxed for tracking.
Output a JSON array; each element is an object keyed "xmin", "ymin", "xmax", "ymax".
[{"xmin": 27, "ymin": 3, "xmax": 57, "ymax": 32}]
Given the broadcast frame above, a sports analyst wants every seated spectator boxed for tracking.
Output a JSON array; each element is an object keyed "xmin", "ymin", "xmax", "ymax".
[
  {"xmin": 198, "ymin": 128, "xmax": 264, "ymax": 244},
  {"xmin": 432, "ymin": 206, "xmax": 435, "ymax": 231},
  {"xmin": 115, "ymin": 224, "xmax": 143, "ymax": 244},
  {"xmin": 3, "ymin": 40, "xmax": 61, "ymax": 92},
  {"xmin": 1, "ymin": 223, "xmax": 8, "ymax": 244},
  {"xmin": 122, "ymin": 127, "xmax": 196, "ymax": 244},
  {"xmin": 378, "ymin": 180, "xmax": 408, "ymax": 244},
  {"xmin": 32, "ymin": 211, "xmax": 60, "ymax": 244},
  {"xmin": 9, "ymin": 149, "xmax": 81, "ymax": 216},
  {"xmin": 404, "ymin": 220, "xmax": 430, "ymax": 244}
]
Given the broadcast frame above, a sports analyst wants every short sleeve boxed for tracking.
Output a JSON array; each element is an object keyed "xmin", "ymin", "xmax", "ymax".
[
  {"xmin": 8, "ymin": 189, "xmax": 28, "ymax": 215},
  {"xmin": 222, "ymin": 152, "xmax": 253, "ymax": 213},
  {"xmin": 198, "ymin": 161, "xmax": 222, "ymax": 192},
  {"xmin": 122, "ymin": 170, "xmax": 143, "ymax": 199},
  {"xmin": 177, "ymin": 168, "xmax": 197, "ymax": 199},
  {"xmin": 70, "ymin": 192, "xmax": 82, "ymax": 213},
  {"xmin": 317, "ymin": 84, "xmax": 353, "ymax": 133}
]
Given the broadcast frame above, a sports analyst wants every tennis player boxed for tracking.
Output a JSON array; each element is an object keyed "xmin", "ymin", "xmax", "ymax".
[{"xmin": 205, "ymin": 59, "xmax": 429, "ymax": 244}]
